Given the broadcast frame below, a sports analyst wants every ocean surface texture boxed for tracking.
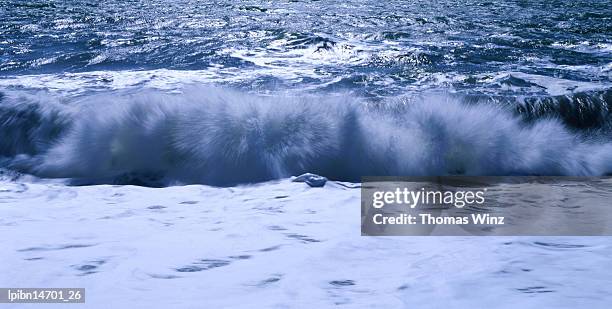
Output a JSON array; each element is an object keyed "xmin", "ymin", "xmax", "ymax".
[
  {"xmin": 1, "ymin": 0, "xmax": 611, "ymax": 184},
  {"xmin": 0, "ymin": 0, "xmax": 611, "ymax": 308}
]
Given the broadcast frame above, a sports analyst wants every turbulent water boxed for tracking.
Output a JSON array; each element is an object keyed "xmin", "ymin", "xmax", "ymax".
[
  {"xmin": 1, "ymin": 0, "xmax": 611, "ymax": 185},
  {"xmin": 1, "ymin": 2, "xmax": 612, "ymax": 307}
]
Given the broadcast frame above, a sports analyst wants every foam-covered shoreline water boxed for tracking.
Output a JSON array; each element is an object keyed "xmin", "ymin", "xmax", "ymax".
[
  {"xmin": 1, "ymin": 86, "xmax": 612, "ymax": 186},
  {"xmin": 1, "ymin": 178, "xmax": 611, "ymax": 308}
]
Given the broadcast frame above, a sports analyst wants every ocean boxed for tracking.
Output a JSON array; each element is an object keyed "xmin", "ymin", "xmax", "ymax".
[
  {"xmin": 1, "ymin": 0, "xmax": 611, "ymax": 185},
  {"xmin": 1, "ymin": 0, "xmax": 611, "ymax": 307}
]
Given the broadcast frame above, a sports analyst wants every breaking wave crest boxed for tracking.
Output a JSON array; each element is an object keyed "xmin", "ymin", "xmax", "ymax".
[{"xmin": 1, "ymin": 87, "xmax": 612, "ymax": 186}]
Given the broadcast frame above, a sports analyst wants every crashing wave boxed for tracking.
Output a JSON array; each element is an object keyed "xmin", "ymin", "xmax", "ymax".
[{"xmin": 1, "ymin": 87, "xmax": 611, "ymax": 186}]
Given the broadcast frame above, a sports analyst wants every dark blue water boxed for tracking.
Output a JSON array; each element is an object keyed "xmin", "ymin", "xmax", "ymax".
[
  {"xmin": 0, "ymin": 0, "xmax": 611, "ymax": 185},
  {"xmin": 1, "ymin": 0, "xmax": 610, "ymax": 96}
]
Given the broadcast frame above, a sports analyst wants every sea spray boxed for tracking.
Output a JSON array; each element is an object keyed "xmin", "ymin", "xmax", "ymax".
[{"xmin": 1, "ymin": 87, "xmax": 611, "ymax": 186}]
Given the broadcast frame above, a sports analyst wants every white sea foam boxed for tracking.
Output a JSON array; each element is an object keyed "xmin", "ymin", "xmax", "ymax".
[
  {"xmin": 1, "ymin": 177, "xmax": 611, "ymax": 308},
  {"xmin": 2, "ymin": 87, "xmax": 611, "ymax": 186}
]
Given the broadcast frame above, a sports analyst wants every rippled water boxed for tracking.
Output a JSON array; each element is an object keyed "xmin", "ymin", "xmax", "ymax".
[
  {"xmin": 1, "ymin": 2, "xmax": 611, "ymax": 307},
  {"xmin": 1, "ymin": 0, "xmax": 610, "ymax": 96},
  {"xmin": 0, "ymin": 0, "xmax": 611, "ymax": 184}
]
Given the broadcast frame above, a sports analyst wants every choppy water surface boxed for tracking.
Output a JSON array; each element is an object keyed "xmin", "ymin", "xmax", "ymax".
[
  {"xmin": 1, "ymin": 0, "xmax": 610, "ymax": 96},
  {"xmin": 0, "ymin": 0, "xmax": 611, "ymax": 184},
  {"xmin": 1, "ymin": 2, "xmax": 612, "ymax": 307}
]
